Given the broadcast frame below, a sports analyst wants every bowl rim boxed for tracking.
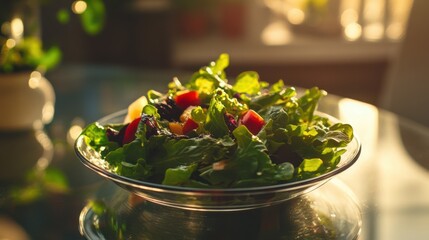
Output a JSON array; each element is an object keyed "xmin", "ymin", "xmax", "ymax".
[{"xmin": 75, "ymin": 109, "xmax": 362, "ymax": 195}]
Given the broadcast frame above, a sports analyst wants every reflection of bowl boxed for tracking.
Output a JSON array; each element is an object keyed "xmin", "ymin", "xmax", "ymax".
[
  {"xmin": 0, "ymin": 130, "xmax": 52, "ymax": 182},
  {"xmin": 79, "ymin": 179, "xmax": 362, "ymax": 239},
  {"xmin": 75, "ymin": 110, "xmax": 361, "ymax": 211}
]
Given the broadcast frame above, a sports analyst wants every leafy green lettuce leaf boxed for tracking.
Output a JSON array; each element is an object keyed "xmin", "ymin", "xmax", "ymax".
[
  {"xmin": 119, "ymin": 159, "xmax": 152, "ymax": 180},
  {"xmin": 214, "ymin": 88, "xmax": 248, "ymax": 115},
  {"xmin": 162, "ymin": 164, "xmax": 197, "ymax": 186},
  {"xmin": 201, "ymin": 125, "xmax": 294, "ymax": 187},
  {"xmin": 147, "ymin": 135, "xmax": 234, "ymax": 177},
  {"xmin": 232, "ymin": 71, "xmax": 262, "ymax": 95},
  {"xmin": 80, "ymin": 122, "xmax": 120, "ymax": 156},
  {"xmin": 204, "ymin": 93, "xmax": 230, "ymax": 138},
  {"xmin": 104, "ymin": 140, "xmax": 151, "ymax": 179},
  {"xmin": 186, "ymin": 53, "xmax": 231, "ymax": 104},
  {"xmin": 209, "ymin": 53, "xmax": 229, "ymax": 79},
  {"xmin": 287, "ymin": 87, "xmax": 327, "ymax": 124},
  {"xmin": 296, "ymin": 158, "xmax": 324, "ymax": 179},
  {"xmin": 258, "ymin": 103, "xmax": 353, "ymax": 180},
  {"xmin": 248, "ymin": 84, "xmax": 297, "ymax": 113},
  {"xmin": 81, "ymin": 122, "xmax": 109, "ymax": 147}
]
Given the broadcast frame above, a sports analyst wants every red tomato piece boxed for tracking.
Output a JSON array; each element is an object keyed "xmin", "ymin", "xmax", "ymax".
[
  {"xmin": 240, "ymin": 110, "xmax": 265, "ymax": 135},
  {"xmin": 182, "ymin": 118, "xmax": 199, "ymax": 135},
  {"xmin": 123, "ymin": 117, "xmax": 141, "ymax": 144},
  {"xmin": 174, "ymin": 91, "xmax": 200, "ymax": 109}
]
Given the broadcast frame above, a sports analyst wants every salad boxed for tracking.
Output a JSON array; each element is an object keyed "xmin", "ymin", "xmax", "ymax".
[{"xmin": 80, "ymin": 54, "xmax": 354, "ymax": 188}]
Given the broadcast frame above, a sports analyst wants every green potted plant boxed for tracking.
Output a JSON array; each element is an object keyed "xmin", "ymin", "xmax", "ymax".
[{"xmin": 0, "ymin": 0, "xmax": 105, "ymax": 130}]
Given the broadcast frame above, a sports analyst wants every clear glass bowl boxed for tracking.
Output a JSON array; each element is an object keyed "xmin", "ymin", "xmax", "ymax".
[{"xmin": 75, "ymin": 109, "xmax": 361, "ymax": 211}]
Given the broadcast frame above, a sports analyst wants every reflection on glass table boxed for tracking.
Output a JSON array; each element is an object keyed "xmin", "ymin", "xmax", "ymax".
[
  {"xmin": 328, "ymin": 97, "xmax": 429, "ymax": 240},
  {"xmin": 0, "ymin": 129, "xmax": 61, "ymax": 205},
  {"xmin": 79, "ymin": 179, "xmax": 361, "ymax": 240}
]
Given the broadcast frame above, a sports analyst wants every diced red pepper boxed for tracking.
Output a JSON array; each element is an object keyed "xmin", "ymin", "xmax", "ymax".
[
  {"xmin": 174, "ymin": 91, "xmax": 200, "ymax": 109},
  {"xmin": 182, "ymin": 118, "xmax": 199, "ymax": 135},
  {"xmin": 122, "ymin": 117, "xmax": 141, "ymax": 144},
  {"xmin": 240, "ymin": 110, "xmax": 265, "ymax": 135}
]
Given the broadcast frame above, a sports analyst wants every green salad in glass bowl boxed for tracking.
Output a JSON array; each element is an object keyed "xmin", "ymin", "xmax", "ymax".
[{"xmin": 75, "ymin": 54, "xmax": 361, "ymax": 211}]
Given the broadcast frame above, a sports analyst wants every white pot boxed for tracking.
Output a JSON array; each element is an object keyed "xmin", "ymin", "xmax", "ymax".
[{"xmin": 0, "ymin": 71, "xmax": 55, "ymax": 131}]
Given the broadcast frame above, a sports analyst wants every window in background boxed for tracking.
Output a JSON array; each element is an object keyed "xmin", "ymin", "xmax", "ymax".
[{"xmin": 261, "ymin": 0, "xmax": 413, "ymax": 44}]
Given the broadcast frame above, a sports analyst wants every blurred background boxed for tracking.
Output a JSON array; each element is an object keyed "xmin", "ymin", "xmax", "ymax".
[
  {"xmin": 2, "ymin": 1, "xmax": 429, "ymax": 239},
  {"xmin": 0, "ymin": 0, "xmax": 428, "ymax": 116},
  {"xmin": 36, "ymin": 0, "xmax": 413, "ymax": 105}
]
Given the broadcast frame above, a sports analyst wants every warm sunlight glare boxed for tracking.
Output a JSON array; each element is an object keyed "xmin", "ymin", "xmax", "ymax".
[
  {"xmin": 287, "ymin": 8, "xmax": 305, "ymax": 25},
  {"xmin": 5, "ymin": 38, "xmax": 16, "ymax": 48},
  {"xmin": 338, "ymin": 98, "xmax": 379, "ymax": 160},
  {"xmin": 344, "ymin": 22, "xmax": 362, "ymax": 41},
  {"xmin": 263, "ymin": 0, "xmax": 284, "ymax": 14},
  {"xmin": 28, "ymin": 71, "xmax": 42, "ymax": 89},
  {"xmin": 11, "ymin": 18, "xmax": 23, "ymax": 40},
  {"xmin": 261, "ymin": 21, "xmax": 293, "ymax": 45},
  {"xmin": 72, "ymin": 0, "xmax": 87, "ymax": 14},
  {"xmin": 42, "ymin": 104, "xmax": 55, "ymax": 124},
  {"xmin": 386, "ymin": 22, "xmax": 404, "ymax": 40},
  {"xmin": 386, "ymin": 0, "xmax": 413, "ymax": 40},
  {"xmin": 68, "ymin": 125, "xmax": 83, "ymax": 141},
  {"xmin": 35, "ymin": 130, "xmax": 53, "ymax": 170},
  {"xmin": 363, "ymin": 0, "xmax": 384, "ymax": 41},
  {"xmin": 341, "ymin": 8, "xmax": 358, "ymax": 27},
  {"xmin": 67, "ymin": 118, "xmax": 86, "ymax": 145},
  {"xmin": 364, "ymin": 23, "xmax": 384, "ymax": 41}
]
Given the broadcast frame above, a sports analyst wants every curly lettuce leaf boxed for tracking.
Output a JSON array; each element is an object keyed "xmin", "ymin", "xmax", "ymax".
[{"xmin": 213, "ymin": 88, "xmax": 248, "ymax": 115}]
